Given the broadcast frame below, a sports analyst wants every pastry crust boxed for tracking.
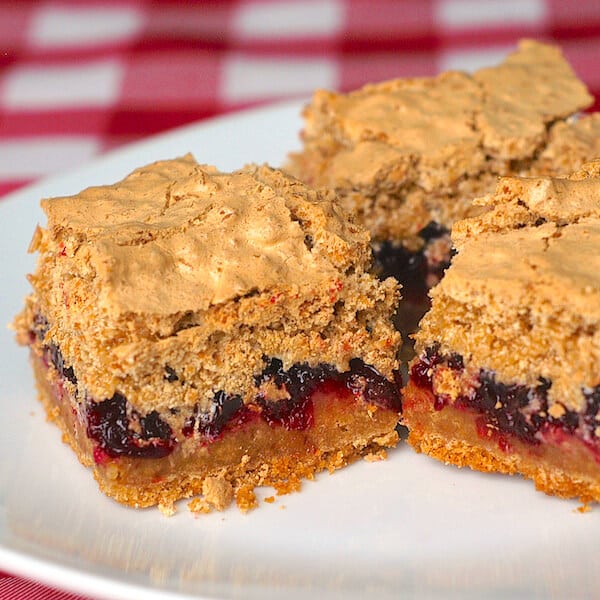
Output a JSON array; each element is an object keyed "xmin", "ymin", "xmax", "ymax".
[
  {"xmin": 14, "ymin": 157, "xmax": 402, "ymax": 511},
  {"xmin": 406, "ymin": 162, "xmax": 600, "ymax": 502}
]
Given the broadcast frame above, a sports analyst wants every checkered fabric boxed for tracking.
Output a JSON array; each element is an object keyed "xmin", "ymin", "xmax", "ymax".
[
  {"xmin": 2, "ymin": 0, "xmax": 600, "ymax": 200},
  {"xmin": 0, "ymin": 571, "xmax": 86, "ymax": 600},
  {"xmin": 1, "ymin": 0, "xmax": 600, "ymax": 598}
]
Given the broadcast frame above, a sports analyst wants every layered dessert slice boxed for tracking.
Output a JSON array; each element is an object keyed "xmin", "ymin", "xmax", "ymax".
[
  {"xmin": 404, "ymin": 161, "xmax": 600, "ymax": 502},
  {"xmin": 14, "ymin": 156, "xmax": 402, "ymax": 512},
  {"xmin": 287, "ymin": 40, "xmax": 600, "ymax": 335}
]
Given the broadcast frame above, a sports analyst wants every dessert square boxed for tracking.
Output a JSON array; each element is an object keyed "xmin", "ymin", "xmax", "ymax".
[
  {"xmin": 404, "ymin": 161, "xmax": 600, "ymax": 502},
  {"xmin": 287, "ymin": 40, "xmax": 600, "ymax": 334},
  {"xmin": 14, "ymin": 155, "xmax": 402, "ymax": 512}
]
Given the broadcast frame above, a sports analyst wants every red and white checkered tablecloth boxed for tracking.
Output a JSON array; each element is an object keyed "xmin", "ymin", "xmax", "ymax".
[{"xmin": 1, "ymin": 1, "xmax": 600, "ymax": 598}]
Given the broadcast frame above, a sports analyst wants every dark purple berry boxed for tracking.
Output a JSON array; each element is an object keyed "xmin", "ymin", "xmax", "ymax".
[
  {"xmin": 86, "ymin": 393, "xmax": 175, "ymax": 459},
  {"xmin": 254, "ymin": 358, "xmax": 325, "ymax": 430},
  {"xmin": 467, "ymin": 373, "xmax": 537, "ymax": 444},
  {"xmin": 410, "ymin": 344, "xmax": 441, "ymax": 389},
  {"xmin": 344, "ymin": 358, "xmax": 402, "ymax": 412},
  {"xmin": 183, "ymin": 392, "xmax": 245, "ymax": 440},
  {"xmin": 372, "ymin": 222, "xmax": 451, "ymax": 302},
  {"xmin": 164, "ymin": 366, "xmax": 179, "ymax": 382},
  {"xmin": 47, "ymin": 343, "xmax": 77, "ymax": 385},
  {"xmin": 411, "ymin": 346, "xmax": 600, "ymax": 448},
  {"xmin": 419, "ymin": 221, "xmax": 449, "ymax": 244}
]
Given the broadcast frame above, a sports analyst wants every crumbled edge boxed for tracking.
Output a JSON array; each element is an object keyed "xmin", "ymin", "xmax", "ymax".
[
  {"xmin": 364, "ymin": 448, "xmax": 387, "ymax": 462},
  {"xmin": 577, "ymin": 502, "xmax": 592, "ymax": 514},
  {"xmin": 235, "ymin": 485, "xmax": 258, "ymax": 513},
  {"xmin": 158, "ymin": 501, "xmax": 177, "ymax": 517},
  {"xmin": 188, "ymin": 476, "xmax": 236, "ymax": 513},
  {"xmin": 182, "ymin": 436, "xmax": 398, "ymax": 516}
]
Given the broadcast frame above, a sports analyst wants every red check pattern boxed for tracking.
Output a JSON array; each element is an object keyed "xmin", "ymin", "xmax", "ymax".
[{"xmin": 2, "ymin": 1, "xmax": 600, "ymax": 598}]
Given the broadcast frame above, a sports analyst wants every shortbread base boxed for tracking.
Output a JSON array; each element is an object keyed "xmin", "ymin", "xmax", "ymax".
[{"xmin": 404, "ymin": 381, "xmax": 600, "ymax": 503}]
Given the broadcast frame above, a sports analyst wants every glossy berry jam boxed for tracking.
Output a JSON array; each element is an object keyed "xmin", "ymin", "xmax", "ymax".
[
  {"xmin": 373, "ymin": 221, "xmax": 451, "ymax": 302},
  {"xmin": 410, "ymin": 346, "xmax": 600, "ymax": 446},
  {"xmin": 182, "ymin": 391, "xmax": 246, "ymax": 440},
  {"xmin": 466, "ymin": 372, "xmax": 550, "ymax": 445},
  {"xmin": 255, "ymin": 357, "xmax": 402, "ymax": 430},
  {"xmin": 259, "ymin": 393, "xmax": 314, "ymax": 430},
  {"xmin": 183, "ymin": 357, "xmax": 402, "ymax": 440},
  {"xmin": 46, "ymin": 343, "xmax": 77, "ymax": 385},
  {"xmin": 86, "ymin": 393, "xmax": 176, "ymax": 459},
  {"xmin": 255, "ymin": 358, "xmax": 331, "ymax": 430},
  {"xmin": 409, "ymin": 345, "xmax": 441, "ymax": 388},
  {"xmin": 345, "ymin": 358, "xmax": 403, "ymax": 411}
]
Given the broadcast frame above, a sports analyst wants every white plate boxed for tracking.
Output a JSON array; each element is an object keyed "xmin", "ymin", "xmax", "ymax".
[{"xmin": 0, "ymin": 100, "xmax": 598, "ymax": 600}]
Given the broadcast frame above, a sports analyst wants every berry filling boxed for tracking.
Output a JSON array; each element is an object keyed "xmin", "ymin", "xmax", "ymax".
[
  {"xmin": 33, "ymin": 320, "xmax": 402, "ymax": 463},
  {"xmin": 254, "ymin": 358, "xmax": 335, "ymax": 430},
  {"xmin": 182, "ymin": 391, "xmax": 247, "ymax": 440},
  {"xmin": 33, "ymin": 315, "xmax": 78, "ymax": 385},
  {"xmin": 373, "ymin": 222, "xmax": 452, "ymax": 303},
  {"xmin": 46, "ymin": 343, "xmax": 78, "ymax": 386},
  {"xmin": 87, "ymin": 394, "xmax": 176, "ymax": 460},
  {"xmin": 410, "ymin": 345, "xmax": 600, "ymax": 454},
  {"xmin": 182, "ymin": 357, "xmax": 402, "ymax": 440}
]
